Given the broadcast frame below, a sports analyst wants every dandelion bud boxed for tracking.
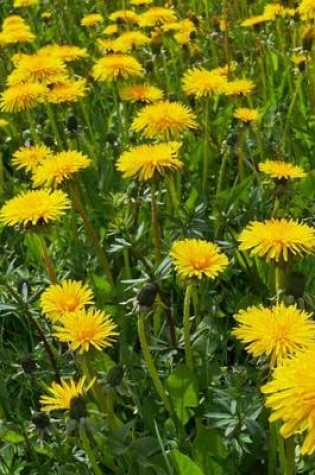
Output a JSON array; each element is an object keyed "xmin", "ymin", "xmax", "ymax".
[
  {"xmin": 137, "ymin": 283, "xmax": 158, "ymax": 309},
  {"xmin": 107, "ymin": 365, "xmax": 124, "ymax": 387},
  {"xmin": 69, "ymin": 394, "xmax": 88, "ymax": 420},
  {"xmin": 19, "ymin": 354, "xmax": 37, "ymax": 375},
  {"xmin": 31, "ymin": 412, "xmax": 50, "ymax": 431}
]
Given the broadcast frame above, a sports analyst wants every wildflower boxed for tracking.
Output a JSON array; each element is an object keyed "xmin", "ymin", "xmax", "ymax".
[
  {"xmin": 12, "ymin": 144, "xmax": 53, "ymax": 172},
  {"xmin": 262, "ymin": 346, "xmax": 315, "ymax": 455},
  {"xmin": 233, "ymin": 108, "xmax": 260, "ymax": 123},
  {"xmin": 7, "ymin": 54, "xmax": 67, "ymax": 86},
  {"xmin": 258, "ymin": 160, "xmax": 306, "ymax": 180},
  {"xmin": 232, "ymin": 302, "xmax": 315, "ymax": 366},
  {"xmin": 238, "ymin": 218, "xmax": 315, "ymax": 262},
  {"xmin": 109, "ymin": 10, "xmax": 138, "ymax": 24},
  {"xmin": 92, "ymin": 54, "xmax": 144, "ymax": 81},
  {"xmin": 241, "ymin": 15, "xmax": 269, "ymax": 27},
  {"xmin": 0, "ymin": 118, "xmax": 9, "ymax": 127},
  {"xmin": 81, "ymin": 13, "xmax": 103, "ymax": 27},
  {"xmin": 0, "ymin": 189, "xmax": 70, "ymax": 227},
  {"xmin": 170, "ymin": 239, "xmax": 228, "ymax": 280},
  {"xmin": 13, "ymin": 0, "xmax": 38, "ymax": 6},
  {"xmin": 47, "ymin": 78, "xmax": 88, "ymax": 104},
  {"xmin": 53, "ymin": 308, "xmax": 118, "ymax": 353},
  {"xmin": 182, "ymin": 67, "xmax": 228, "ymax": 98},
  {"xmin": 116, "ymin": 142, "xmax": 183, "ymax": 181},
  {"xmin": 131, "ymin": 0, "xmax": 153, "ymax": 5},
  {"xmin": 298, "ymin": 0, "xmax": 315, "ymax": 20},
  {"xmin": 112, "ymin": 31, "xmax": 150, "ymax": 52},
  {"xmin": 222, "ymin": 79, "xmax": 255, "ymax": 95},
  {"xmin": 32, "ymin": 150, "xmax": 92, "ymax": 187},
  {"xmin": 38, "ymin": 44, "xmax": 88, "ymax": 62},
  {"xmin": 138, "ymin": 7, "xmax": 177, "ymax": 27},
  {"xmin": 0, "ymin": 82, "xmax": 47, "ymax": 112},
  {"xmin": 40, "ymin": 376, "xmax": 94, "ymax": 412},
  {"xmin": 119, "ymin": 84, "xmax": 163, "ymax": 102},
  {"xmin": 40, "ymin": 280, "xmax": 94, "ymax": 322},
  {"xmin": 102, "ymin": 24, "xmax": 119, "ymax": 36},
  {"xmin": 131, "ymin": 100, "xmax": 197, "ymax": 139}
]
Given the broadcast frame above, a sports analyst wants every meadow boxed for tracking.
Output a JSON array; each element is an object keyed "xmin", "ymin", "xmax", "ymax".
[{"xmin": 1, "ymin": 0, "xmax": 315, "ymax": 473}]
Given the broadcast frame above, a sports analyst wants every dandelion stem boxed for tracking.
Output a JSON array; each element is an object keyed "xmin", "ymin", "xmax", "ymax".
[
  {"xmin": 137, "ymin": 313, "xmax": 172, "ymax": 413},
  {"xmin": 0, "ymin": 277, "xmax": 60, "ymax": 382},
  {"xmin": 183, "ymin": 284, "xmax": 194, "ymax": 370},
  {"xmin": 202, "ymin": 99, "xmax": 209, "ymax": 193},
  {"xmin": 69, "ymin": 181, "xmax": 115, "ymax": 289},
  {"xmin": 79, "ymin": 425, "xmax": 104, "ymax": 475},
  {"xmin": 150, "ymin": 178, "xmax": 162, "ymax": 264},
  {"xmin": 37, "ymin": 232, "xmax": 57, "ymax": 284}
]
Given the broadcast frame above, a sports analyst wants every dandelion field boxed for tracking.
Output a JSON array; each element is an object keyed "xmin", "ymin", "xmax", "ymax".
[{"xmin": 2, "ymin": 0, "xmax": 315, "ymax": 473}]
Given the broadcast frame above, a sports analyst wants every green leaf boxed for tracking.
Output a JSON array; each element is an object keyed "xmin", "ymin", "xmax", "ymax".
[
  {"xmin": 166, "ymin": 365, "xmax": 198, "ymax": 425},
  {"xmin": 169, "ymin": 450, "xmax": 204, "ymax": 475},
  {"xmin": 193, "ymin": 427, "xmax": 227, "ymax": 474},
  {"xmin": 0, "ymin": 430, "xmax": 25, "ymax": 444}
]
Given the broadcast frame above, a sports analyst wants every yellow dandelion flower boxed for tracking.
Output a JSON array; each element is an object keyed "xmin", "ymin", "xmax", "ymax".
[
  {"xmin": 258, "ymin": 160, "xmax": 306, "ymax": 180},
  {"xmin": 40, "ymin": 280, "xmax": 94, "ymax": 323},
  {"xmin": 109, "ymin": 10, "xmax": 139, "ymax": 24},
  {"xmin": 38, "ymin": 44, "xmax": 88, "ymax": 62},
  {"xmin": 238, "ymin": 218, "xmax": 315, "ymax": 262},
  {"xmin": 13, "ymin": 0, "xmax": 38, "ymax": 7},
  {"xmin": 102, "ymin": 24, "xmax": 119, "ymax": 36},
  {"xmin": 112, "ymin": 31, "xmax": 150, "ymax": 52},
  {"xmin": 182, "ymin": 68, "xmax": 228, "ymax": 98},
  {"xmin": 2, "ymin": 27, "xmax": 35, "ymax": 44},
  {"xmin": 0, "ymin": 82, "xmax": 47, "ymax": 112},
  {"xmin": 298, "ymin": 0, "xmax": 315, "ymax": 20},
  {"xmin": 116, "ymin": 142, "xmax": 183, "ymax": 181},
  {"xmin": 7, "ymin": 54, "xmax": 67, "ymax": 86},
  {"xmin": 92, "ymin": 54, "xmax": 144, "ymax": 81},
  {"xmin": 241, "ymin": 15, "xmax": 269, "ymax": 27},
  {"xmin": 47, "ymin": 79, "xmax": 88, "ymax": 104},
  {"xmin": 261, "ymin": 346, "xmax": 315, "ymax": 455},
  {"xmin": 173, "ymin": 19, "xmax": 196, "ymax": 45},
  {"xmin": 233, "ymin": 108, "xmax": 260, "ymax": 123},
  {"xmin": 222, "ymin": 79, "xmax": 255, "ymax": 95},
  {"xmin": 170, "ymin": 239, "xmax": 228, "ymax": 280},
  {"xmin": 40, "ymin": 376, "xmax": 94, "ymax": 412},
  {"xmin": 81, "ymin": 13, "xmax": 103, "ymax": 27},
  {"xmin": 53, "ymin": 308, "xmax": 119, "ymax": 353},
  {"xmin": 232, "ymin": 302, "xmax": 315, "ymax": 367},
  {"xmin": 41, "ymin": 12, "xmax": 52, "ymax": 21},
  {"xmin": 131, "ymin": 0, "xmax": 153, "ymax": 5},
  {"xmin": 12, "ymin": 144, "xmax": 53, "ymax": 172},
  {"xmin": 263, "ymin": 3, "xmax": 284, "ymax": 20},
  {"xmin": 291, "ymin": 53, "xmax": 307, "ymax": 66},
  {"xmin": 32, "ymin": 150, "xmax": 91, "ymax": 187},
  {"xmin": 0, "ymin": 118, "xmax": 9, "ymax": 127},
  {"xmin": 0, "ymin": 189, "xmax": 70, "ymax": 227},
  {"xmin": 119, "ymin": 84, "xmax": 163, "ymax": 102},
  {"xmin": 97, "ymin": 38, "xmax": 116, "ymax": 53},
  {"xmin": 138, "ymin": 7, "xmax": 177, "ymax": 27},
  {"xmin": 131, "ymin": 100, "xmax": 197, "ymax": 139},
  {"xmin": 2, "ymin": 15, "xmax": 25, "ymax": 27}
]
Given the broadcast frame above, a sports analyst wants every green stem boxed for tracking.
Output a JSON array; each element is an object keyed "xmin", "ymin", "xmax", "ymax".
[
  {"xmin": 274, "ymin": 264, "xmax": 284, "ymax": 302},
  {"xmin": 150, "ymin": 178, "xmax": 162, "ymax": 264},
  {"xmin": 268, "ymin": 422, "xmax": 278, "ymax": 475},
  {"xmin": 0, "ymin": 277, "xmax": 60, "ymax": 382},
  {"xmin": 138, "ymin": 313, "xmax": 172, "ymax": 413},
  {"xmin": 79, "ymin": 425, "xmax": 104, "ymax": 475},
  {"xmin": 45, "ymin": 104, "xmax": 63, "ymax": 150},
  {"xmin": 166, "ymin": 175, "xmax": 180, "ymax": 213},
  {"xmin": 37, "ymin": 233, "xmax": 57, "ymax": 284},
  {"xmin": 123, "ymin": 247, "xmax": 132, "ymax": 279},
  {"xmin": 69, "ymin": 181, "xmax": 115, "ymax": 288},
  {"xmin": 80, "ymin": 352, "xmax": 120, "ymax": 429},
  {"xmin": 285, "ymin": 437, "xmax": 296, "ymax": 475},
  {"xmin": 202, "ymin": 99, "xmax": 209, "ymax": 193},
  {"xmin": 183, "ymin": 284, "xmax": 194, "ymax": 370}
]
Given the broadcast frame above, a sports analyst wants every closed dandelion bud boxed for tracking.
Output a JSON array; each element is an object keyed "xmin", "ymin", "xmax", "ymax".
[
  {"xmin": 107, "ymin": 365, "xmax": 124, "ymax": 387},
  {"xmin": 31, "ymin": 412, "xmax": 50, "ymax": 431},
  {"xmin": 303, "ymin": 26, "xmax": 315, "ymax": 52},
  {"xmin": 105, "ymin": 131, "xmax": 118, "ymax": 145},
  {"xmin": 43, "ymin": 135, "xmax": 55, "ymax": 148},
  {"xmin": 145, "ymin": 60, "xmax": 154, "ymax": 74},
  {"xmin": 19, "ymin": 354, "xmax": 37, "ymax": 375},
  {"xmin": 189, "ymin": 43, "xmax": 202, "ymax": 60},
  {"xmin": 151, "ymin": 32, "xmax": 162, "ymax": 54},
  {"xmin": 69, "ymin": 394, "xmax": 88, "ymax": 420},
  {"xmin": 186, "ymin": 11, "xmax": 199, "ymax": 27},
  {"xmin": 66, "ymin": 114, "xmax": 78, "ymax": 133},
  {"xmin": 137, "ymin": 283, "xmax": 158, "ymax": 309},
  {"xmin": 17, "ymin": 279, "xmax": 31, "ymax": 301},
  {"xmin": 287, "ymin": 271, "xmax": 306, "ymax": 299}
]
